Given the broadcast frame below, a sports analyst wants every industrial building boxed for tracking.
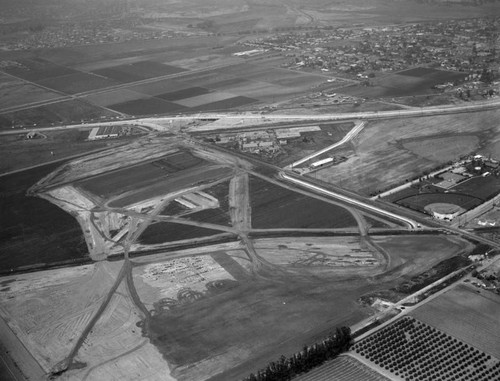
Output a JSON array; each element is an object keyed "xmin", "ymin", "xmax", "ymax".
[{"xmin": 88, "ymin": 126, "xmax": 121, "ymax": 140}]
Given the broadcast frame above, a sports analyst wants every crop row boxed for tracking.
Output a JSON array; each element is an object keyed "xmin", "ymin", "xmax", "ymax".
[{"xmin": 353, "ymin": 316, "xmax": 500, "ymax": 381}]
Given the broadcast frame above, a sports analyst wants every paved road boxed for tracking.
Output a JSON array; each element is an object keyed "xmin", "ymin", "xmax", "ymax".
[{"xmin": 288, "ymin": 120, "xmax": 366, "ymax": 168}]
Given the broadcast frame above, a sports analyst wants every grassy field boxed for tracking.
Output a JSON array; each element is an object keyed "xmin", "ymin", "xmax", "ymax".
[
  {"xmin": 410, "ymin": 284, "xmax": 500, "ymax": 358},
  {"xmin": 452, "ymin": 176, "xmax": 500, "ymax": 200},
  {"xmin": 0, "ymin": 100, "xmax": 118, "ymax": 129},
  {"xmin": 313, "ymin": 109, "xmax": 500, "ymax": 196},
  {"xmin": 0, "ymin": 129, "xmax": 128, "ymax": 174},
  {"xmin": 249, "ymin": 176, "xmax": 357, "ymax": 229},
  {"xmin": 397, "ymin": 193, "xmax": 482, "ymax": 212},
  {"xmin": 0, "ymin": 81, "xmax": 61, "ymax": 110},
  {"xmin": 340, "ymin": 68, "xmax": 466, "ymax": 99}
]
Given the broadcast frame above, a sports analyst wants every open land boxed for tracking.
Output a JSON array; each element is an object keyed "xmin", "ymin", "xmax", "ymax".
[
  {"xmin": 1, "ymin": 1, "xmax": 500, "ymax": 380},
  {"xmin": 410, "ymin": 283, "xmax": 500, "ymax": 358},
  {"xmin": 249, "ymin": 175, "xmax": 358, "ymax": 229},
  {"xmin": 312, "ymin": 109, "xmax": 500, "ymax": 196},
  {"xmin": 352, "ymin": 315, "xmax": 500, "ymax": 381}
]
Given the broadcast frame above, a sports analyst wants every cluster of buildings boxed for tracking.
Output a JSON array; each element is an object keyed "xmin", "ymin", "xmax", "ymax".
[
  {"xmin": 239, "ymin": 17, "xmax": 498, "ymax": 80},
  {"xmin": 2, "ymin": 18, "xmax": 198, "ymax": 51},
  {"xmin": 208, "ymin": 126, "xmax": 322, "ymax": 159}
]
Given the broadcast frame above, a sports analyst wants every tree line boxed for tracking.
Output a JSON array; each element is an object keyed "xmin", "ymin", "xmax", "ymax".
[{"xmin": 243, "ymin": 326, "xmax": 352, "ymax": 381}]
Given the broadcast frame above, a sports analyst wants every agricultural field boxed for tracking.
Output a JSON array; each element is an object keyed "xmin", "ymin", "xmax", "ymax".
[
  {"xmin": 312, "ymin": 109, "xmax": 500, "ymax": 196},
  {"xmin": 193, "ymin": 95, "xmax": 258, "ymax": 111},
  {"xmin": 139, "ymin": 222, "xmax": 227, "ymax": 245},
  {"xmin": 79, "ymin": 150, "xmax": 209, "ymax": 199},
  {"xmin": 410, "ymin": 284, "xmax": 500, "ymax": 358},
  {"xmin": 0, "ymin": 100, "xmax": 118, "ymax": 129},
  {"xmin": 36, "ymin": 72, "xmax": 118, "ymax": 95},
  {"xmin": 107, "ymin": 97, "xmax": 189, "ymax": 115},
  {"xmin": 157, "ymin": 87, "xmax": 212, "ymax": 101},
  {"xmin": 0, "ymin": 80, "xmax": 61, "ymax": 110},
  {"xmin": 294, "ymin": 355, "xmax": 390, "ymax": 381},
  {"xmin": 352, "ymin": 316, "xmax": 500, "ymax": 381},
  {"xmin": 0, "ymin": 161, "xmax": 88, "ymax": 271},
  {"xmin": 91, "ymin": 61, "xmax": 187, "ymax": 83},
  {"xmin": 108, "ymin": 165, "xmax": 233, "ymax": 208},
  {"xmin": 0, "ymin": 58, "xmax": 79, "ymax": 82},
  {"xmin": 0, "ymin": 127, "xmax": 140, "ymax": 174},
  {"xmin": 182, "ymin": 180, "xmax": 232, "ymax": 226},
  {"xmin": 249, "ymin": 175, "xmax": 358, "ymax": 229}
]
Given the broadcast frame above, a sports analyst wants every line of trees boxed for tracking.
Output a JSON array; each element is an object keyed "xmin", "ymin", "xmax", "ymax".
[{"xmin": 243, "ymin": 326, "xmax": 352, "ymax": 381}]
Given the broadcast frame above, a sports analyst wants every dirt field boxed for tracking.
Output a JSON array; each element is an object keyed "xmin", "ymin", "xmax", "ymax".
[
  {"xmin": 372, "ymin": 234, "xmax": 472, "ymax": 279},
  {"xmin": 401, "ymin": 134, "xmax": 480, "ymax": 163},
  {"xmin": 138, "ymin": 265, "xmax": 375, "ymax": 381},
  {"xmin": 410, "ymin": 284, "xmax": 500, "ymax": 358},
  {"xmin": 252, "ymin": 237, "xmax": 383, "ymax": 277},
  {"xmin": 0, "ymin": 262, "xmax": 121, "ymax": 372},
  {"xmin": 313, "ymin": 109, "xmax": 500, "ymax": 195}
]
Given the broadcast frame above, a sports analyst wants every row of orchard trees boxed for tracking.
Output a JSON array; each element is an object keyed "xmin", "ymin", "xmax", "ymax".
[{"xmin": 243, "ymin": 326, "xmax": 352, "ymax": 381}]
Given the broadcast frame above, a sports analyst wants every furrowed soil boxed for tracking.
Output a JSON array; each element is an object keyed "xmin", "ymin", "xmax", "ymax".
[
  {"xmin": 410, "ymin": 284, "xmax": 500, "ymax": 358},
  {"xmin": 0, "ymin": 161, "xmax": 88, "ymax": 271},
  {"xmin": 249, "ymin": 175, "xmax": 357, "ymax": 229}
]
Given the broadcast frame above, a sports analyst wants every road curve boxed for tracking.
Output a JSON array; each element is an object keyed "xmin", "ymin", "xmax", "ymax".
[
  {"xmin": 280, "ymin": 172, "xmax": 419, "ymax": 229},
  {"xmin": 288, "ymin": 120, "xmax": 366, "ymax": 168}
]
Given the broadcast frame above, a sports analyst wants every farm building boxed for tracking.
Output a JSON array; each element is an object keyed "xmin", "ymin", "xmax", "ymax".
[
  {"xmin": 310, "ymin": 157, "xmax": 334, "ymax": 169},
  {"xmin": 88, "ymin": 125, "xmax": 121, "ymax": 140}
]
